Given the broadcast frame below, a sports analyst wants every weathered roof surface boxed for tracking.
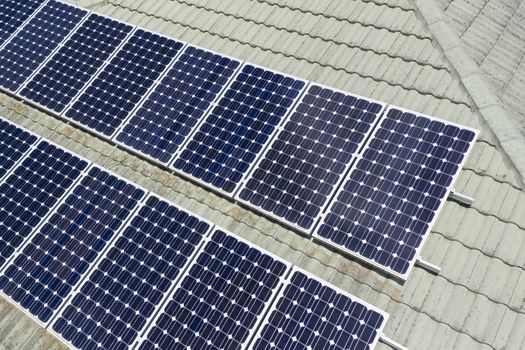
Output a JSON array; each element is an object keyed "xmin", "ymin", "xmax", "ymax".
[
  {"xmin": 435, "ymin": 0, "xmax": 525, "ymax": 135},
  {"xmin": 1, "ymin": 0, "xmax": 525, "ymax": 350}
]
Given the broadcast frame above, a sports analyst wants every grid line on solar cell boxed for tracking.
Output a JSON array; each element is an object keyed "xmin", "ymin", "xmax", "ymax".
[
  {"xmin": 0, "ymin": 140, "xmax": 89, "ymax": 270},
  {"xmin": 0, "ymin": 0, "xmax": 87, "ymax": 92},
  {"xmin": 250, "ymin": 267, "xmax": 388, "ymax": 350},
  {"xmin": 136, "ymin": 229, "xmax": 291, "ymax": 350},
  {"xmin": 63, "ymin": 29, "xmax": 185, "ymax": 137},
  {"xmin": 114, "ymin": 45, "xmax": 242, "ymax": 164},
  {"xmin": 172, "ymin": 64, "xmax": 307, "ymax": 195},
  {"xmin": 19, "ymin": 13, "xmax": 134, "ymax": 114},
  {"xmin": 51, "ymin": 194, "xmax": 212, "ymax": 350},
  {"xmin": 0, "ymin": 0, "xmax": 46, "ymax": 48},
  {"xmin": 236, "ymin": 84, "xmax": 385, "ymax": 232},
  {"xmin": 0, "ymin": 116, "xmax": 40, "ymax": 181},
  {"xmin": 314, "ymin": 106, "xmax": 478, "ymax": 279},
  {"xmin": 0, "ymin": 166, "xmax": 146, "ymax": 325}
]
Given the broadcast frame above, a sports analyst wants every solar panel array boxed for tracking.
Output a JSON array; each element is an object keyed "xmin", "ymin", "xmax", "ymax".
[
  {"xmin": 172, "ymin": 64, "xmax": 306, "ymax": 194},
  {"xmin": 315, "ymin": 107, "xmax": 478, "ymax": 278},
  {"xmin": 0, "ymin": 117, "xmax": 39, "ymax": 180},
  {"xmin": 0, "ymin": 166, "xmax": 145, "ymax": 323},
  {"xmin": 0, "ymin": 0, "xmax": 45, "ymax": 47},
  {"xmin": 0, "ymin": 117, "xmax": 393, "ymax": 350},
  {"xmin": 0, "ymin": 0, "xmax": 87, "ymax": 92},
  {"xmin": 115, "ymin": 45, "xmax": 241, "ymax": 163},
  {"xmin": 251, "ymin": 268, "xmax": 388, "ymax": 350},
  {"xmin": 0, "ymin": 0, "xmax": 478, "ymax": 283},
  {"xmin": 52, "ymin": 194, "xmax": 211, "ymax": 350},
  {"xmin": 237, "ymin": 85, "xmax": 385, "ymax": 232},
  {"xmin": 64, "ymin": 29, "xmax": 184, "ymax": 137},
  {"xmin": 19, "ymin": 13, "xmax": 134, "ymax": 113},
  {"xmin": 0, "ymin": 140, "xmax": 88, "ymax": 268},
  {"xmin": 136, "ymin": 229, "xmax": 291, "ymax": 350}
]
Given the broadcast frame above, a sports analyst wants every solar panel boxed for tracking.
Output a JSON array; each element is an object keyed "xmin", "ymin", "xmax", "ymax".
[
  {"xmin": 251, "ymin": 267, "xmax": 388, "ymax": 350},
  {"xmin": 136, "ymin": 229, "xmax": 291, "ymax": 350},
  {"xmin": 0, "ymin": 117, "xmax": 39, "ymax": 181},
  {"xmin": 0, "ymin": 0, "xmax": 45, "ymax": 47},
  {"xmin": 236, "ymin": 85, "xmax": 385, "ymax": 232},
  {"xmin": 315, "ymin": 106, "xmax": 478, "ymax": 278},
  {"xmin": 0, "ymin": 140, "xmax": 89, "ymax": 269},
  {"xmin": 0, "ymin": 166, "xmax": 146, "ymax": 325},
  {"xmin": 114, "ymin": 45, "xmax": 241, "ymax": 164},
  {"xmin": 51, "ymin": 194, "xmax": 212, "ymax": 350},
  {"xmin": 172, "ymin": 64, "xmax": 306, "ymax": 194},
  {"xmin": 19, "ymin": 14, "xmax": 134, "ymax": 114},
  {"xmin": 0, "ymin": 0, "xmax": 88, "ymax": 92},
  {"xmin": 63, "ymin": 29, "xmax": 185, "ymax": 137}
]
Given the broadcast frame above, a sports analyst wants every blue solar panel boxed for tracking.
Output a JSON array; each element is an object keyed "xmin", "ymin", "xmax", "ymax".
[
  {"xmin": 115, "ymin": 45, "xmax": 241, "ymax": 164},
  {"xmin": 0, "ymin": 166, "xmax": 145, "ymax": 324},
  {"xmin": 315, "ymin": 107, "xmax": 478, "ymax": 278},
  {"xmin": 172, "ymin": 64, "xmax": 306, "ymax": 194},
  {"xmin": 63, "ymin": 29, "xmax": 184, "ymax": 137},
  {"xmin": 251, "ymin": 268, "xmax": 388, "ymax": 350},
  {"xmin": 137, "ymin": 229, "xmax": 291, "ymax": 350},
  {"xmin": 52, "ymin": 194, "xmax": 212, "ymax": 350},
  {"xmin": 237, "ymin": 85, "xmax": 385, "ymax": 232},
  {"xmin": 0, "ymin": 0, "xmax": 45, "ymax": 47},
  {"xmin": 0, "ymin": 0, "xmax": 87, "ymax": 92},
  {"xmin": 0, "ymin": 140, "xmax": 88, "ymax": 269},
  {"xmin": 19, "ymin": 14, "xmax": 133, "ymax": 114},
  {"xmin": 0, "ymin": 117, "xmax": 39, "ymax": 180}
]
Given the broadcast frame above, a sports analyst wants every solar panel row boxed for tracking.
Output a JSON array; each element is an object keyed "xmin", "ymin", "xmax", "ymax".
[
  {"xmin": 0, "ymin": 0, "xmax": 478, "ymax": 281},
  {"xmin": 0, "ymin": 117, "xmax": 390, "ymax": 350}
]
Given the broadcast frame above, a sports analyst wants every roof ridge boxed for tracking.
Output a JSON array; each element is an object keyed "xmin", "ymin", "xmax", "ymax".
[{"xmin": 412, "ymin": 0, "xmax": 525, "ymax": 188}]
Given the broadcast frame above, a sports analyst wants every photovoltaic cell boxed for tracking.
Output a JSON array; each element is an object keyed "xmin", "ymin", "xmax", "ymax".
[
  {"xmin": 0, "ymin": 0, "xmax": 87, "ymax": 92},
  {"xmin": 52, "ymin": 194, "xmax": 211, "ymax": 350},
  {"xmin": 0, "ymin": 117, "xmax": 39, "ymax": 180},
  {"xmin": 172, "ymin": 64, "xmax": 306, "ymax": 194},
  {"xmin": 237, "ymin": 85, "xmax": 385, "ymax": 231},
  {"xmin": 64, "ymin": 29, "xmax": 184, "ymax": 137},
  {"xmin": 115, "ymin": 45, "xmax": 241, "ymax": 163},
  {"xmin": 137, "ymin": 229, "xmax": 290, "ymax": 350},
  {"xmin": 0, "ymin": 0, "xmax": 45, "ymax": 47},
  {"xmin": 315, "ymin": 107, "xmax": 478, "ymax": 278},
  {"xmin": 252, "ymin": 268, "xmax": 388, "ymax": 350},
  {"xmin": 0, "ymin": 167, "xmax": 145, "ymax": 324},
  {"xmin": 19, "ymin": 14, "xmax": 133, "ymax": 114},
  {"xmin": 0, "ymin": 140, "xmax": 88, "ymax": 269}
]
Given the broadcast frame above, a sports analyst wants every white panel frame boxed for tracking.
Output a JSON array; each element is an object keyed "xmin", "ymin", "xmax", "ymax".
[{"xmin": 313, "ymin": 105, "xmax": 480, "ymax": 280}]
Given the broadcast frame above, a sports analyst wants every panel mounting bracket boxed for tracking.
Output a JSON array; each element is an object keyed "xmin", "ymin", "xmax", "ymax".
[
  {"xmin": 380, "ymin": 334, "xmax": 409, "ymax": 350},
  {"xmin": 415, "ymin": 257, "xmax": 441, "ymax": 275},
  {"xmin": 448, "ymin": 188, "xmax": 474, "ymax": 207}
]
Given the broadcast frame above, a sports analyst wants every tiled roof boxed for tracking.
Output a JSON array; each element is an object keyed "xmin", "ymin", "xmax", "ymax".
[
  {"xmin": 437, "ymin": 0, "xmax": 525, "ymax": 135},
  {"xmin": 0, "ymin": 0, "xmax": 524, "ymax": 349}
]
